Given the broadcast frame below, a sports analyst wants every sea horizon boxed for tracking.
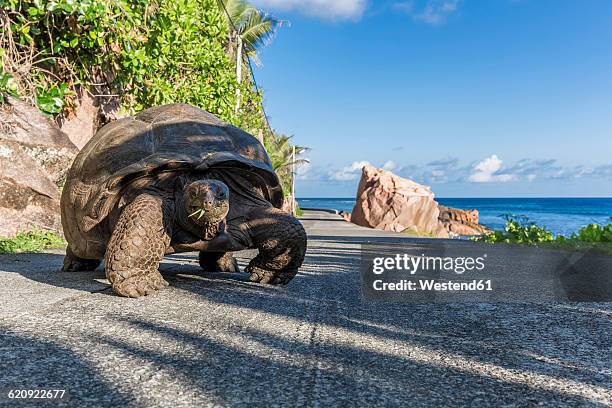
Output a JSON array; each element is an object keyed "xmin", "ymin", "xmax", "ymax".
[{"xmin": 296, "ymin": 197, "xmax": 612, "ymax": 236}]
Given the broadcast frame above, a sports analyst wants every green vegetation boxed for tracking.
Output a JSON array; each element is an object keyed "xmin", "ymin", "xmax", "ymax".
[
  {"xmin": 264, "ymin": 132, "xmax": 308, "ymax": 196},
  {"xmin": 0, "ymin": 0, "xmax": 279, "ymax": 128},
  {"xmin": 475, "ymin": 216, "xmax": 612, "ymax": 253},
  {"xmin": 0, "ymin": 66, "xmax": 17, "ymax": 102},
  {"xmin": 475, "ymin": 216, "xmax": 553, "ymax": 244},
  {"xmin": 0, "ymin": 229, "xmax": 65, "ymax": 253}
]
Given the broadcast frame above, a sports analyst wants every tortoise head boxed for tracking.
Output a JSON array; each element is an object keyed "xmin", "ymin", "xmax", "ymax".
[{"xmin": 182, "ymin": 180, "xmax": 229, "ymax": 237}]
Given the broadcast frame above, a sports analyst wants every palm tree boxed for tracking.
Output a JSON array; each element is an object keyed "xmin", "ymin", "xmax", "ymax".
[
  {"xmin": 216, "ymin": 0, "xmax": 281, "ymax": 112},
  {"xmin": 264, "ymin": 133, "xmax": 309, "ymax": 195},
  {"xmin": 216, "ymin": 0, "xmax": 281, "ymax": 67}
]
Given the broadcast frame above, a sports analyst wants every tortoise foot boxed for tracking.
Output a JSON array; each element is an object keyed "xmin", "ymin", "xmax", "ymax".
[
  {"xmin": 245, "ymin": 264, "xmax": 297, "ymax": 285},
  {"xmin": 112, "ymin": 271, "xmax": 169, "ymax": 298}
]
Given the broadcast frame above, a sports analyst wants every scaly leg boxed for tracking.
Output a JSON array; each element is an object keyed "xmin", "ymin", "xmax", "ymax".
[
  {"xmin": 244, "ymin": 207, "xmax": 307, "ymax": 284},
  {"xmin": 105, "ymin": 194, "xmax": 173, "ymax": 298}
]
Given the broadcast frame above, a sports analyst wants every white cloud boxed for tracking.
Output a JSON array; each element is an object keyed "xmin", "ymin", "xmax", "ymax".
[
  {"xmin": 251, "ymin": 0, "xmax": 367, "ymax": 20},
  {"xmin": 382, "ymin": 160, "xmax": 398, "ymax": 171},
  {"xmin": 329, "ymin": 160, "xmax": 370, "ymax": 181},
  {"xmin": 393, "ymin": 0, "xmax": 459, "ymax": 25},
  {"xmin": 308, "ymin": 156, "xmax": 612, "ymax": 185},
  {"xmin": 468, "ymin": 155, "xmax": 516, "ymax": 183}
]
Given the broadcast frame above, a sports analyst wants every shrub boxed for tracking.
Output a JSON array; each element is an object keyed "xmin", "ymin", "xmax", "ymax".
[
  {"xmin": 0, "ymin": 229, "xmax": 65, "ymax": 253},
  {"xmin": 476, "ymin": 216, "xmax": 554, "ymax": 244},
  {"xmin": 568, "ymin": 220, "xmax": 612, "ymax": 243},
  {"xmin": 476, "ymin": 216, "xmax": 612, "ymax": 253},
  {"xmin": 0, "ymin": 0, "xmax": 264, "ymax": 129}
]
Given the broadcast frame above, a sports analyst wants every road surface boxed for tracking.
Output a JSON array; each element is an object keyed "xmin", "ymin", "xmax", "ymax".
[{"xmin": 0, "ymin": 210, "xmax": 610, "ymax": 407}]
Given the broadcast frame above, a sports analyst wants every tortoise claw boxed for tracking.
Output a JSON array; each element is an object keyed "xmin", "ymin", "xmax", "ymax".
[
  {"xmin": 246, "ymin": 265, "xmax": 296, "ymax": 285},
  {"xmin": 112, "ymin": 272, "xmax": 169, "ymax": 298}
]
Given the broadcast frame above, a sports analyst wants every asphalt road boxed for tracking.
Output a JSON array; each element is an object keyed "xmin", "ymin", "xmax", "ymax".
[{"xmin": 0, "ymin": 210, "xmax": 610, "ymax": 407}]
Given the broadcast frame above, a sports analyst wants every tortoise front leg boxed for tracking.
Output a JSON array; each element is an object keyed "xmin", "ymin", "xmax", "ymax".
[
  {"xmin": 244, "ymin": 207, "xmax": 307, "ymax": 284},
  {"xmin": 105, "ymin": 194, "xmax": 173, "ymax": 298}
]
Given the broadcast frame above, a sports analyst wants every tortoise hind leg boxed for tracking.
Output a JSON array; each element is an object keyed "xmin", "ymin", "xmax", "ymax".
[
  {"xmin": 62, "ymin": 246, "xmax": 101, "ymax": 272},
  {"xmin": 244, "ymin": 207, "xmax": 307, "ymax": 284},
  {"xmin": 105, "ymin": 194, "xmax": 173, "ymax": 298},
  {"xmin": 199, "ymin": 251, "xmax": 240, "ymax": 272}
]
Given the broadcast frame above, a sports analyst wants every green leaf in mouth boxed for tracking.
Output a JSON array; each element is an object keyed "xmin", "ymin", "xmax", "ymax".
[{"xmin": 189, "ymin": 208, "xmax": 208, "ymax": 220}]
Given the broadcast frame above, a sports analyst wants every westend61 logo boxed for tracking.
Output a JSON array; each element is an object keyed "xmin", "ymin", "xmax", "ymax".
[
  {"xmin": 361, "ymin": 243, "xmax": 612, "ymax": 302},
  {"xmin": 372, "ymin": 253, "xmax": 487, "ymax": 275},
  {"xmin": 361, "ymin": 248, "xmax": 496, "ymax": 301}
]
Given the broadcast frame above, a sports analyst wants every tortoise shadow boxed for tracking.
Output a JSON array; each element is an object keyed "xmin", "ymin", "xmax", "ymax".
[{"xmin": 0, "ymin": 250, "xmax": 267, "ymax": 297}]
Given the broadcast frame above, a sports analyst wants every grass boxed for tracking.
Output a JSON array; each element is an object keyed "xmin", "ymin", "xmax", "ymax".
[{"xmin": 0, "ymin": 230, "xmax": 66, "ymax": 254}]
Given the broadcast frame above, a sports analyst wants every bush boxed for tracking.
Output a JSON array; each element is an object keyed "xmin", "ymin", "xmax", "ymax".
[
  {"xmin": 0, "ymin": 229, "xmax": 65, "ymax": 253},
  {"xmin": 567, "ymin": 221, "xmax": 612, "ymax": 243},
  {"xmin": 476, "ymin": 216, "xmax": 612, "ymax": 253},
  {"xmin": 476, "ymin": 215, "xmax": 554, "ymax": 244},
  {"xmin": 0, "ymin": 0, "xmax": 264, "ymax": 129}
]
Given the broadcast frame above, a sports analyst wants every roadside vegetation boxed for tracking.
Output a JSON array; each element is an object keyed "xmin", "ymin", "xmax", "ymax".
[
  {"xmin": 0, "ymin": 229, "xmax": 65, "ymax": 253},
  {"xmin": 1, "ymin": 0, "xmax": 264, "ymax": 126},
  {"xmin": 475, "ymin": 216, "xmax": 612, "ymax": 254}
]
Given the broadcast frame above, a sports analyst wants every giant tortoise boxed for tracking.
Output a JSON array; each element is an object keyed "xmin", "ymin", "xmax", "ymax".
[{"xmin": 61, "ymin": 103, "xmax": 307, "ymax": 297}]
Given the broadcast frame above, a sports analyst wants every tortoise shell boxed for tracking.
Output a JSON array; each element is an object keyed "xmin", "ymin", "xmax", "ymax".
[{"xmin": 61, "ymin": 103, "xmax": 282, "ymax": 251}]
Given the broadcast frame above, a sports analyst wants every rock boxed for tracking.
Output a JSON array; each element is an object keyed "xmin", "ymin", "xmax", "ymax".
[
  {"xmin": 0, "ymin": 97, "xmax": 78, "ymax": 236},
  {"xmin": 351, "ymin": 165, "xmax": 448, "ymax": 237},
  {"xmin": 439, "ymin": 206, "xmax": 479, "ymax": 225},
  {"xmin": 59, "ymin": 89, "xmax": 99, "ymax": 149},
  {"xmin": 58, "ymin": 86, "xmax": 125, "ymax": 150},
  {"xmin": 438, "ymin": 206, "xmax": 490, "ymax": 236},
  {"xmin": 0, "ymin": 141, "xmax": 62, "ymax": 236},
  {"xmin": 58, "ymin": 87, "xmax": 124, "ymax": 149},
  {"xmin": 0, "ymin": 96, "xmax": 78, "ymax": 185}
]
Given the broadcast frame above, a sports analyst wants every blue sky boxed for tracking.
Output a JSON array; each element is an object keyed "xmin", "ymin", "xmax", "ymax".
[{"xmin": 250, "ymin": 0, "xmax": 612, "ymax": 197}]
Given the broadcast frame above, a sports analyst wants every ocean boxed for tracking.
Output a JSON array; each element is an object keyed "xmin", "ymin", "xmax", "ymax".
[{"xmin": 296, "ymin": 197, "xmax": 612, "ymax": 236}]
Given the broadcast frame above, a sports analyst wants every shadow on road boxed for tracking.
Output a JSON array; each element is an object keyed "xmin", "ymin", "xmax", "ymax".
[
  {"xmin": 1, "ymin": 240, "xmax": 611, "ymax": 405},
  {"xmin": 0, "ymin": 330, "xmax": 131, "ymax": 406}
]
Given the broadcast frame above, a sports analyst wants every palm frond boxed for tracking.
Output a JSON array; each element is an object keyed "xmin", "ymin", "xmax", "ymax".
[
  {"xmin": 239, "ymin": 10, "xmax": 280, "ymax": 55},
  {"xmin": 217, "ymin": 0, "xmax": 254, "ymax": 29},
  {"xmin": 217, "ymin": 0, "xmax": 281, "ymax": 64}
]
